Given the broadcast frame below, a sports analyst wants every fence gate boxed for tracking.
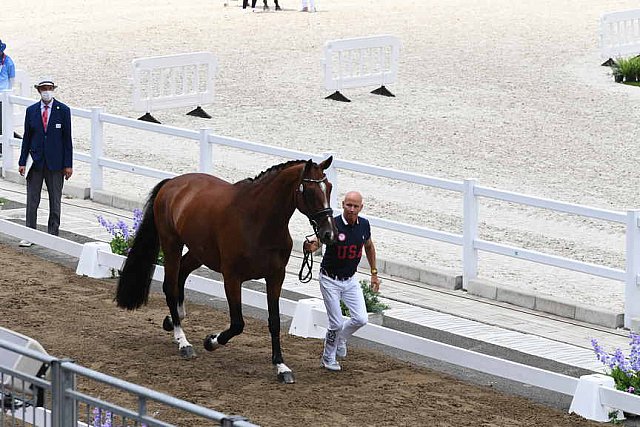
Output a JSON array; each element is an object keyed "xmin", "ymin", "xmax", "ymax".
[
  {"xmin": 322, "ymin": 35, "xmax": 401, "ymax": 102},
  {"xmin": 132, "ymin": 52, "xmax": 217, "ymax": 123}
]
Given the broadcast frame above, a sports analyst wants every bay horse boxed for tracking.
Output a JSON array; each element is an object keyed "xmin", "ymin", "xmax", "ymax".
[{"xmin": 115, "ymin": 158, "xmax": 337, "ymax": 384}]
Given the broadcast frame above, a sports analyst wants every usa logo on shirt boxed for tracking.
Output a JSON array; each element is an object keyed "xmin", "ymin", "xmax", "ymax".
[{"xmin": 338, "ymin": 233, "xmax": 346, "ymax": 242}]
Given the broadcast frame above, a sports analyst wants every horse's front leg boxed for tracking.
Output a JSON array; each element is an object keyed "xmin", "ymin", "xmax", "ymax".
[
  {"xmin": 204, "ymin": 278, "xmax": 245, "ymax": 352},
  {"xmin": 265, "ymin": 271, "xmax": 294, "ymax": 384},
  {"xmin": 274, "ymin": 0, "xmax": 281, "ymax": 10},
  {"xmin": 162, "ymin": 245, "xmax": 196, "ymax": 359}
]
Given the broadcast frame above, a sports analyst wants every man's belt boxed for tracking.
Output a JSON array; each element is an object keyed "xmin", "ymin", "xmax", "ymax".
[{"xmin": 320, "ymin": 268, "xmax": 352, "ymax": 281}]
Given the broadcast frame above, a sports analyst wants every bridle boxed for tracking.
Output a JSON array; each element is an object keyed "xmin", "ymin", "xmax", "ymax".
[
  {"xmin": 297, "ymin": 173, "xmax": 335, "ymax": 283},
  {"xmin": 298, "ymin": 176, "xmax": 333, "ymax": 235}
]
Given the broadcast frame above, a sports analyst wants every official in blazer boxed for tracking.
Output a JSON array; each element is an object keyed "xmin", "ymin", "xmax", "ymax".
[{"xmin": 18, "ymin": 79, "xmax": 73, "ymax": 246}]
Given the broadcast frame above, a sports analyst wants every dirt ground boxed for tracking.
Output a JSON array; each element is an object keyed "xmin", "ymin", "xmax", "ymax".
[{"xmin": 0, "ymin": 242, "xmax": 601, "ymax": 427}]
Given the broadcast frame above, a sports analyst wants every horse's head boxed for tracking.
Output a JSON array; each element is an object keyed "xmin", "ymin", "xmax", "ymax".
[{"xmin": 296, "ymin": 157, "xmax": 338, "ymax": 245}]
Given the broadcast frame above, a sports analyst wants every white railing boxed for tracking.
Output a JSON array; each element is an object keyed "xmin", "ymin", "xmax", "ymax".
[
  {"xmin": 600, "ymin": 9, "xmax": 640, "ymax": 60},
  {"xmin": 132, "ymin": 52, "xmax": 217, "ymax": 114},
  {"xmin": 1, "ymin": 90, "xmax": 638, "ymax": 328},
  {"xmin": 1, "ymin": 221, "xmax": 639, "ymax": 422}
]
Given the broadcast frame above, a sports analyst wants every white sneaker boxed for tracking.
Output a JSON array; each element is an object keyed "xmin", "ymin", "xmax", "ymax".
[
  {"xmin": 336, "ymin": 341, "xmax": 347, "ymax": 359},
  {"xmin": 320, "ymin": 357, "xmax": 341, "ymax": 371},
  {"xmin": 19, "ymin": 240, "xmax": 33, "ymax": 247}
]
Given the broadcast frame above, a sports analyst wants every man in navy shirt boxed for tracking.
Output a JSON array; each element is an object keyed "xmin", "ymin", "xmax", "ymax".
[{"xmin": 304, "ymin": 191, "xmax": 380, "ymax": 371}]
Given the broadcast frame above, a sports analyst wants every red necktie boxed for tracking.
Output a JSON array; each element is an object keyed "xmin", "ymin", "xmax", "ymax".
[{"xmin": 42, "ymin": 105, "xmax": 49, "ymax": 131}]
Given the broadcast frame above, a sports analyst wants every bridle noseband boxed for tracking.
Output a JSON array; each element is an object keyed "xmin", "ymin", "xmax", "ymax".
[{"xmin": 298, "ymin": 176, "xmax": 333, "ymax": 235}]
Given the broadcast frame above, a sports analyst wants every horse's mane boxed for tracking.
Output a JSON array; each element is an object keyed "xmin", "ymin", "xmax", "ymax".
[{"xmin": 237, "ymin": 159, "xmax": 307, "ymax": 185}]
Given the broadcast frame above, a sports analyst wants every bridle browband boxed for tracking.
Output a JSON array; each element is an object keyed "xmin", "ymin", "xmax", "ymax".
[{"xmin": 298, "ymin": 176, "xmax": 333, "ymax": 235}]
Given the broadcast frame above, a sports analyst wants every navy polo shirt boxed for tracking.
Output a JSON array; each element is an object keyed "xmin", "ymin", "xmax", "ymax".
[{"xmin": 321, "ymin": 214, "xmax": 371, "ymax": 278}]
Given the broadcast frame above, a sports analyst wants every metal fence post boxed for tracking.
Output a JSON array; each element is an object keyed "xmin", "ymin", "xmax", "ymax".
[
  {"xmin": 199, "ymin": 128, "xmax": 213, "ymax": 174},
  {"xmin": 322, "ymin": 151, "xmax": 338, "ymax": 210},
  {"xmin": 463, "ymin": 179, "xmax": 479, "ymax": 290},
  {"xmin": 51, "ymin": 359, "xmax": 76, "ymax": 427},
  {"xmin": 1, "ymin": 90, "xmax": 15, "ymax": 178},
  {"xmin": 89, "ymin": 107, "xmax": 104, "ymax": 198},
  {"xmin": 625, "ymin": 210, "xmax": 640, "ymax": 329}
]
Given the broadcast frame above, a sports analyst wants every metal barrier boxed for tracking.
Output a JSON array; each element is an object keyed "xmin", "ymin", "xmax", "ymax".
[
  {"xmin": 0, "ymin": 335, "xmax": 258, "ymax": 427},
  {"xmin": 132, "ymin": 52, "xmax": 217, "ymax": 122},
  {"xmin": 600, "ymin": 9, "xmax": 640, "ymax": 62}
]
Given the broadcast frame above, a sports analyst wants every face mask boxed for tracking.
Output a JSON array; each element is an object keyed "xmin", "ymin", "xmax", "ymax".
[{"xmin": 40, "ymin": 91, "xmax": 53, "ymax": 102}]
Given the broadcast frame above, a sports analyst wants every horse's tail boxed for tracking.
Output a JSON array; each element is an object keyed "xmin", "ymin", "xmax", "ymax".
[{"xmin": 116, "ymin": 179, "xmax": 171, "ymax": 310}]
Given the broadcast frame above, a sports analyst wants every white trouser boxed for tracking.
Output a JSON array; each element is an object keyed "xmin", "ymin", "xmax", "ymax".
[
  {"xmin": 319, "ymin": 272, "xmax": 367, "ymax": 361},
  {"xmin": 301, "ymin": 0, "xmax": 315, "ymax": 10}
]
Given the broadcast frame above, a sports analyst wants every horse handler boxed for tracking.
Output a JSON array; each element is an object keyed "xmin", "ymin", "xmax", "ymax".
[{"xmin": 304, "ymin": 191, "xmax": 380, "ymax": 371}]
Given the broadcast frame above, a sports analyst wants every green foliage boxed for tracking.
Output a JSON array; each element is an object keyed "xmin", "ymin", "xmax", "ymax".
[
  {"xmin": 341, "ymin": 279, "xmax": 389, "ymax": 316},
  {"xmin": 614, "ymin": 56, "xmax": 640, "ymax": 82},
  {"xmin": 108, "ymin": 234, "xmax": 130, "ymax": 257}
]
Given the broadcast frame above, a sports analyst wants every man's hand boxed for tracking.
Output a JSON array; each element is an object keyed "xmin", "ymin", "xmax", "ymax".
[
  {"xmin": 370, "ymin": 275, "xmax": 381, "ymax": 293},
  {"xmin": 63, "ymin": 168, "xmax": 73, "ymax": 180},
  {"xmin": 303, "ymin": 239, "xmax": 320, "ymax": 253},
  {"xmin": 18, "ymin": 166, "xmax": 25, "ymax": 176}
]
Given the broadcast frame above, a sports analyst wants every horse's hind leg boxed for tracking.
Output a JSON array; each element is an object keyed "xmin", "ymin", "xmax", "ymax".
[
  {"xmin": 162, "ymin": 242, "xmax": 196, "ymax": 358},
  {"xmin": 204, "ymin": 277, "xmax": 244, "ymax": 352},
  {"xmin": 266, "ymin": 272, "xmax": 294, "ymax": 383},
  {"xmin": 274, "ymin": 0, "xmax": 281, "ymax": 10},
  {"xmin": 263, "ymin": 0, "xmax": 269, "ymax": 10},
  {"xmin": 162, "ymin": 250, "xmax": 202, "ymax": 330}
]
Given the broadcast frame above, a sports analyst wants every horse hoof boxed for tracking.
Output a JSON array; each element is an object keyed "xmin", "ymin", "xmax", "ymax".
[
  {"xmin": 180, "ymin": 345, "xmax": 196, "ymax": 359},
  {"xmin": 162, "ymin": 315, "xmax": 174, "ymax": 331},
  {"xmin": 203, "ymin": 334, "xmax": 223, "ymax": 352},
  {"xmin": 275, "ymin": 5, "xmax": 281, "ymax": 10},
  {"xmin": 278, "ymin": 371, "xmax": 295, "ymax": 384}
]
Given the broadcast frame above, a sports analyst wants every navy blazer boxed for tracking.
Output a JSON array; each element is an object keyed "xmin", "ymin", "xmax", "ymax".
[{"xmin": 19, "ymin": 99, "xmax": 73, "ymax": 171}]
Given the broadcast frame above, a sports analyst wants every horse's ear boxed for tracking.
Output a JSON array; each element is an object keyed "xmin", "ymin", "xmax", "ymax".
[
  {"xmin": 320, "ymin": 156, "xmax": 333, "ymax": 170},
  {"xmin": 302, "ymin": 159, "xmax": 313, "ymax": 176}
]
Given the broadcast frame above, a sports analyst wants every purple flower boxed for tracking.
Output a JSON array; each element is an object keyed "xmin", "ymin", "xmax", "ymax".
[
  {"xmin": 629, "ymin": 386, "xmax": 636, "ymax": 393},
  {"xmin": 132, "ymin": 209, "xmax": 143, "ymax": 234},
  {"xmin": 116, "ymin": 219, "xmax": 130, "ymax": 241}
]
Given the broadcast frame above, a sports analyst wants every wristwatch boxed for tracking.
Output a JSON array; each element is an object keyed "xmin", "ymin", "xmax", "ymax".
[{"xmin": 370, "ymin": 268, "xmax": 378, "ymax": 275}]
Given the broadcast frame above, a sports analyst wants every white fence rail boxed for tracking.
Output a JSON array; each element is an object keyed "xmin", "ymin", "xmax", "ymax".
[
  {"xmin": 132, "ymin": 52, "xmax": 217, "ymax": 113},
  {"xmin": 600, "ymin": 9, "xmax": 640, "ymax": 60},
  {"xmin": 1, "ymin": 221, "xmax": 640, "ymax": 422},
  {"xmin": 1, "ymin": 90, "xmax": 639, "ymax": 328},
  {"xmin": 322, "ymin": 35, "xmax": 401, "ymax": 91}
]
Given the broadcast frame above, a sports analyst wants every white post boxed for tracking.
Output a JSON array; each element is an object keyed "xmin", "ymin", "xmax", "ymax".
[
  {"xmin": 322, "ymin": 151, "xmax": 338, "ymax": 210},
  {"xmin": 89, "ymin": 107, "xmax": 104, "ymax": 198},
  {"xmin": 462, "ymin": 179, "xmax": 479, "ymax": 290},
  {"xmin": 625, "ymin": 210, "xmax": 640, "ymax": 329},
  {"xmin": 199, "ymin": 128, "xmax": 213, "ymax": 174},
  {"xmin": 1, "ymin": 90, "xmax": 15, "ymax": 177}
]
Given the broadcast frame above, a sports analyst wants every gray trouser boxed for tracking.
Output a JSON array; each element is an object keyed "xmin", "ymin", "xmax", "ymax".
[
  {"xmin": 0, "ymin": 100, "xmax": 3, "ymax": 135},
  {"xmin": 26, "ymin": 166, "xmax": 64, "ymax": 235}
]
